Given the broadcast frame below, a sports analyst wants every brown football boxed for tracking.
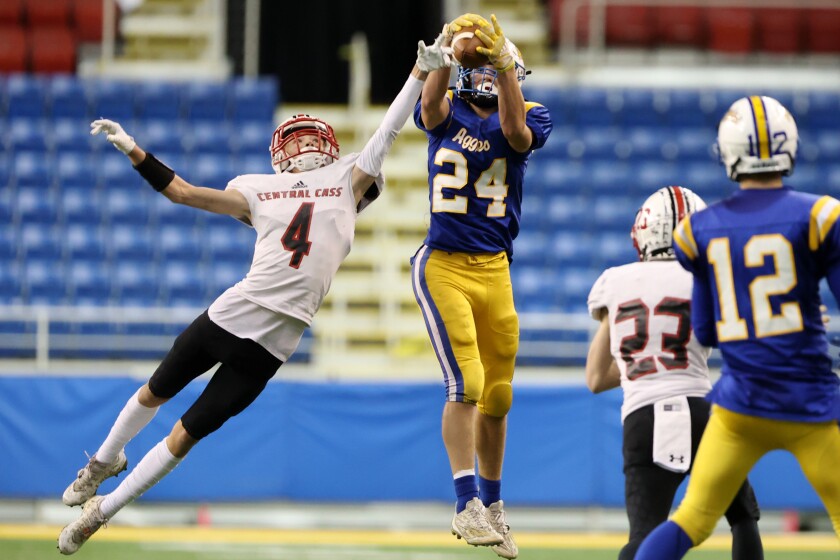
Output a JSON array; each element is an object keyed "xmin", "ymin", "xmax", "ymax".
[{"xmin": 452, "ymin": 25, "xmax": 488, "ymax": 69}]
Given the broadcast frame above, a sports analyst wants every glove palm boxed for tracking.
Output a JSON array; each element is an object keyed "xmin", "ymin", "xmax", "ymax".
[
  {"xmin": 416, "ymin": 33, "xmax": 453, "ymax": 73},
  {"xmin": 444, "ymin": 13, "xmax": 488, "ymax": 44}
]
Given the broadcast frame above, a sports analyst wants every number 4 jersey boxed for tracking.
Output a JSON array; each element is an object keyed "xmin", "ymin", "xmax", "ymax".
[
  {"xmin": 588, "ymin": 260, "xmax": 712, "ymax": 422},
  {"xmin": 673, "ymin": 186, "xmax": 840, "ymax": 422},
  {"xmin": 213, "ymin": 154, "xmax": 383, "ymax": 327}
]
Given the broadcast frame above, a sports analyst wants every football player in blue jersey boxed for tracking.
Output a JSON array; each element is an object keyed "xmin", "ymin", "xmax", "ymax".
[
  {"xmin": 635, "ymin": 96, "xmax": 840, "ymax": 560},
  {"xmin": 410, "ymin": 13, "xmax": 552, "ymax": 558}
]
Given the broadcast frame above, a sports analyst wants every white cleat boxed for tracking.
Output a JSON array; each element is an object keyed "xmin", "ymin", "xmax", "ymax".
[
  {"xmin": 62, "ymin": 451, "xmax": 128, "ymax": 506},
  {"xmin": 486, "ymin": 500, "xmax": 518, "ymax": 559},
  {"xmin": 451, "ymin": 497, "xmax": 503, "ymax": 546},
  {"xmin": 57, "ymin": 495, "xmax": 108, "ymax": 555}
]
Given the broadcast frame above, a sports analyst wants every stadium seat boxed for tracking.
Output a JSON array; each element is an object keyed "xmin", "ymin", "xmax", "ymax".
[
  {"xmin": 159, "ymin": 224, "xmax": 204, "ymax": 261},
  {"xmin": 605, "ymin": 6, "xmax": 654, "ymax": 48},
  {"xmin": 184, "ymin": 81, "xmax": 230, "ymax": 122},
  {"xmin": 236, "ymin": 154, "xmax": 272, "ymax": 175},
  {"xmin": 666, "ymin": 89, "xmax": 718, "ymax": 128},
  {"xmin": 0, "ymin": 0, "xmax": 23, "ymax": 24},
  {"xmin": 54, "ymin": 118, "xmax": 98, "ymax": 156},
  {"xmin": 682, "ymin": 161, "xmax": 726, "ymax": 199},
  {"xmin": 64, "ymin": 223, "xmax": 107, "ymax": 259},
  {"xmin": 103, "ymin": 190, "xmax": 151, "ymax": 226},
  {"xmin": 596, "ymin": 231, "xmax": 636, "ymax": 269},
  {"xmin": 757, "ymin": 9, "xmax": 802, "ymax": 54},
  {"xmin": 29, "ymin": 26, "xmax": 77, "ymax": 73},
  {"xmin": 618, "ymin": 89, "xmax": 668, "ymax": 127},
  {"xmin": 511, "ymin": 230, "xmax": 550, "ymax": 267},
  {"xmin": 621, "ymin": 126, "xmax": 664, "ymax": 161},
  {"xmin": 206, "ymin": 261, "xmax": 246, "ymax": 299},
  {"xmin": 187, "ymin": 121, "xmax": 234, "ymax": 154},
  {"xmin": 656, "ymin": 6, "xmax": 705, "ymax": 47},
  {"xmin": 98, "ymin": 150, "xmax": 141, "ymax": 188},
  {"xmin": 0, "ymin": 224, "xmax": 18, "ymax": 261},
  {"xmin": 72, "ymin": 0, "xmax": 105, "ymax": 43},
  {"xmin": 234, "ymin": 121, "xmax": 272, "ymax": 156},
  {"xmin": 571, "ymin": 87, "xmax": 619, "ymax": 127},
  {"xmin": 61, "ymin": 186, "xmax": 103, "ymax": 224},
  {"xmin": 511, "ymin": 265, "xmax": 560, "ymax": 311},
  {"xmin": 14, "ymin": 151, "xmax": 54, "ymax": 188},
  {"xmin": 57, "ymin": 152, "xmax": 98, "ymax": 188},
  {"xmin": 205, "ymin": 223, "xmax": 253, "ymax": 262},
  {"xmin": 160, "ymin": 261, "xmax": 208, "ymax": 306},
  {"xmin": 89, "ymin": 79, "xmax": 136, "ymax": 121},
  {"xmin": 707, "ymin": 8, "xmax": 754, "ymax": 54},
  {"xmin": 805, "ymin": 9, "xmax": 840, "ymax": 53},
  {"xmin": 49, "ymin": 76, "xmax": 89, "ymax": 119},
  {"xmin": 190, "ymin": 154, "xmax": 235, "ymax": 188},
  {"xmin": 112, "ymin": 261, "xmax": 160, "ymax": 304},
  {"xmin": 26, "ymin": 0, "xmax": 71, "ymax": 25},
  {"xmin": 0, "ymin": 25, "xmax": 26, "ymax": 73},
  {"xmin": 527, "ymin": 158, "xmax": 588, "ymax": 195},
  {"xmin": 16, "ymin": 188, "xmax": 59, "ymax": 225},
  {"xmin": 578, "ymin": 127, "xmax": 621, "ymax": 160},
  {"xmin": 8, "ymin": 118, "xmax": 51, "ymax": 152},
  {"xmin": 0, "ymin": 264, "xmax": 24, "ymax": 303},
  {"xmin": 549, "ymin": 231, "xmax": 596, "ymax": 267},
  {"xmin": 589, "ymin": 160, "xmax": 633, "ymax": 193},
  {"xmin": 801, "ymin": 91, "xmax": 840, "ymax": 131},
  {"xmin": 24, "ymin": 257, "xmax": 69, "ymax": 304},
  {"xmin": 0, "ymin": 156, "xmax": 11, "ymax": 189},
  {"xmin": 674, "ymin": 127, "xmax": 715, "ymax": 162},
  {"xmin": 636, "ymin": 161, "xmax": 683, "ymax": 194},
  {"xmin": 151, "ymin": 194, "xmax": 202, "ymax": 227},
  {"xmin": 138, "ymin": 119, "xmax": 187, "ymax": 153},
  {"xmin": 560, "ymin": 267, "xmax": 601, "ymax": 311},
  {"xmin": 6, "ymin": 75, "xmax": 48, "ymax": 119},
  {"xmin": 136, "ymin": 81, "xmax": 183, "ymax": 120},
  {"xmin": 67, "ymin": 259, "xmax": 111, "ymax": 302},
  {"xmin": 231, "ymin": 78, "xmax": 277, "ymax": 123}
]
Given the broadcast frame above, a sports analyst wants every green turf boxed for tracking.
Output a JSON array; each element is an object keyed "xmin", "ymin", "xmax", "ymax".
[{"xmin": 1, "ymin": 539, "xmax": 837, "ymax": 560}]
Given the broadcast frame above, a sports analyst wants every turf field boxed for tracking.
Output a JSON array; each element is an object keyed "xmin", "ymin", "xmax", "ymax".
[{"xmin": 1, "ymin": 525, "xmax": 837, "ymax": 560}]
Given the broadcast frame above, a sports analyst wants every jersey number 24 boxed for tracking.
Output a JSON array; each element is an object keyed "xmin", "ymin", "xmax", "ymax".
[{"xmin": 432, "ymin": 149, "xmax": 508, "ymax": 217}]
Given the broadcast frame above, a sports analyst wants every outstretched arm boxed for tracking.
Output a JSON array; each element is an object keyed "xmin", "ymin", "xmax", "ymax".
[
  {"xmin": 585, "ymin": 311, "xmax": 621, "ymax": 393},
  {"xmin": 351, "ymin": 35, "xmax": 452, "ymax": 203},
  {"xmin": 91, "ymin": 119, "xmax": 250, "ymax": 222}
]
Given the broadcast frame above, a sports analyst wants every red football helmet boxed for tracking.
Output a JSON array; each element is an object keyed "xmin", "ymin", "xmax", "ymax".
[{"xmin": 270, "ymin": 114, "xmax": 340, "ymax": 173}]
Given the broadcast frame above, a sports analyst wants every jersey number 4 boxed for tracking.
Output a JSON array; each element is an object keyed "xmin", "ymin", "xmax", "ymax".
[
  {"xmin": 281, "ymin": 202, "xmax": 314, "ymax": 268},
  {"xmin": 432, "ymin": 148, "xmax": 508, "ymax": 217},
  {"xmin": 616, "ymin": 297, "xmax": 691, "ymax": 379}
]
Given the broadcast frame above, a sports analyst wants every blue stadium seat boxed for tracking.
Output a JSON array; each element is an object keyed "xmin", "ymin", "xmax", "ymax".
[
  {"xmin": 57, "ymin": 152, "xmax": 98, "ymax": 189},
  {"xmin": 136, "ymin": 82, "xmax": 183, "ymax": 120},
  {"xmin": 635, "ymin": 161, "xmax": 683, "ymax": 195},
  {"xmin": 590, "ymin": 160, "xmax": 633, "ymax": 193},
  {"xmin": 151, "ymin": 194, "xmax": 202, "ymax": 227},
  {"xmin": 826, "ymin": 165, "xmax": 840, "ymax": 196},
  {"xmin": 24, "ymin": 258, "xmax": 69, "ymax": 304},
  {"xmin": 236, "ymin": 154, "xmax": 272, "ymax": 175},
  {"xmin": 0, "ymin": 188, "xmax": 15, "ymax": 224},
  {"xmin": 537, "ymin": 125, "xmax": 576, "ymax": 159},
  {"xmin": 549, "ymin": 231, "xmax": 597, "ymax": 267},
  {"xmin": 89, "ymin": 80, "xmax": 136, "ymax": 121},
  {"xmin": 207, "ymin": 261, "xmax": 246, "ymax": 299},
  {"xmin": 190, "ymin": 154, "xmax": 235, "ymax": 188},
  {"xmin": 511, "ymin": 230, "xmax": 550, "ymax": 267},
  {"xmin": 674, "ymin": 127, "xmax": 715, "ymax": 162},
  {"xmin": 0, "ymin": 224, "xmax": 18, "ymax": 261},
  {"xmin": 0, "ymin": 264, "xmax": 24, "ymax": 303},
  {"xmin": 801, "ymin": 91, "xmax": 840, "ymax": 131},
  {"xmin": 592, "ymin": 194, "xmax": 635, "ymax": 232},
  {"xmin": 560, "ymin": 266, "xmax": 601, "ymax": 311},
  {"xmin": 622, "ymin": 126, "xmax": 666, "ymax": 161},
  {"xmin": 231, "ymin": 78, "xmax": 277, "ymax": 123},
  {"xmin": 666, "ymin": 89, "xmax": 717, "ymax": 128},
  {"xmin": 792, "ymin": 163, "xmax": 820, "ymax": 193},
  {"xmin": 103, "ymin": 190, "xmax": 151, "ymax": 225},
  {"xmin": 596, "ymin": 231, "xmax": 636, "ymax": 268},
  {"xmin": 49, "ymin": 76, "xmax": 89, "ymax": 119},
  {"xmin": 159, "ymin": 224, "xmax": 204, "ymax": 261},
  {"xmin": 0, "ymin": 155, "xmax": 11, "ymax": 189},
  {"xmin": 6, "ymin": 75, "xmax": 48, "ymax": 120},
  {"xmin": 19, "ymin": 223, "xmax": 62, "ymax": 259},
  {"xmin": 545, "ymin": 194, "xmax": 589, "ymax": 229},
  {"xmin": 232, "ymin": 121, "xmax": 272, "ymax": 155},
  {"xmin": 98, "ymin": 151, "xmax": 140, "ymax": 188},
  {"xmin": 526, "ymin": 159, "xmax": 587, "ymax": 194},
  {"xmin": 571, "ymin": 87, "xmax": 618, "ymax": 127},
  {"xmin": 184, "ymin": 82, "xmax": 230, "ymax": 122},
  {"xmin": 619, "ymin": 88, "xmax": 668, "ymax": 127},
  {"xmin": 187, "ymin": 121, "xmax": 233, "ymax": 154},
  {"xmin": 16, "ymin": 188, "xmax": 59, "ymax": 224},
  {"xmin": 109, "ymin": 224, "xmax": 156, "ymax": 260},
  {"xmin": 521, "ymin": 85, "xmax": 571, "ymax": 124},
  {"xmin": 54, "ymin": 119, "xmax": 99, "ymax": 156},
  {"xmin": 206, "ymin": 224, "xmax": 254, "ymax": 262},
  {"xmin": 578, "ymin": 127, "xmax": 622, "ymax": 160},
  {"xmin": 682, "ymin": 162, "xmax": 727, "ymax": 199},
  {"xmin": 138, "ymin": 119, "xmax": 187, "ymax": 153},
  {"xmin": 160, "ymin": 261, "xmax": 208, "ymax": 305},
  {"xmin": 511, "ymin": 265, "xmax": 561, "ymax": 311},
  {"xmin": 61, "ymin": 186, "xmax": 104, "ymax": 225},
  {"xmin": 8, "ymin": 119, "xmax": 51, "ymax": 153},
  {"xmin": 64, "ymin": 223, "xmax": 108, "ymax": 259},
  {"xmin": 112, "ymin": 261, "xmax": 160, "ymax": 304},
  {"xmin": 68, "ymin": 259, "xmax": 111, "ymax": 303}
]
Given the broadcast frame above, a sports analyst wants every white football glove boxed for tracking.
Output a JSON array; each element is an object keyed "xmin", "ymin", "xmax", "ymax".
[
  {"xmin": 90, "ymin": 118, "xmax": 136, "ymax": 154},
  {"xmin": 416, "ymin": 33, "xmax": 453, "ymax": 73}
]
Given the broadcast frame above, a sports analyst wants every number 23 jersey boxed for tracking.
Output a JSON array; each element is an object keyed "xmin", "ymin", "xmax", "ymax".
[
  {"xmin": 414, "ymin": 92, "xmax": 552, "ymax": 256},
  {"xmin": 221, "ymin": 154, "xmax": 383, "ymax": 326},
  {"xmin": 588, "ymin": 260, "xmax": 712, "ymax": 421}
]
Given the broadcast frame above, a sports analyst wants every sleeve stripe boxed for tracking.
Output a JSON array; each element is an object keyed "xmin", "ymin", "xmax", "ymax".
[
  {"xmin": 673, "ymin": 217, "xmax": 698, "ymax": 260},
  {"xmin": 524, "ymin": 101, "xmax": 542, "ymax": 112},
  {"xmin": 810, "ymin": 196, "xmax": 840, "ymax": 250}
]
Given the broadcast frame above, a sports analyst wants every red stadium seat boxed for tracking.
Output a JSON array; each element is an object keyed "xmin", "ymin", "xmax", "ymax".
[
  {"xmin": 707, "ymin": 8, "xmax": 754, "ymax": 54},
  {"xmin": 29, "ymin": 26, "xmax": 76, "ymax": 73},
  {"xmin": 25, "ymin": 0, "xmax": 70, "ymax": 26},
  {"xmin": 0, "ymin": 25, "xmax": 27, "ymax": 72},
  {"xmin": 805, "ymin": 9, "xmax": 840, "ymax": 53},
  {"xmin": 0, "ymin": 0, "xmax": 24, "ymax": 24},
  {"xmin": 549, "ymin": 0, "xmax": 591, "ymax": 47},
  {"xmin": 605, "ymin": 6, "xmax": 654, "ymax": 47},
  {"xmin": 73, "ymin": 0, "xmax": 104, "ymax": 42},
  {"xmin": 757, "ymin": 9, "xmax": 802, "ymax": 54},
  {"xmin": 656, "ymin": 6, "xmax": 705, "ymax": 47}
]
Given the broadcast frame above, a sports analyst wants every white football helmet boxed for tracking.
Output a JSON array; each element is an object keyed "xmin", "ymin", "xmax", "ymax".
[
  {"xmin": 455, "ymin": 38, "xmax": 526, "ymax": 108},
  {"xmin": 631, "ymin": 186, "xmax": 706, "ymax": 262},
  {"xmin": 717, "ymin": 95, "xmax": 798, "ymax": 181},
  {"xmin": 270, "ymin": 114, "xmax": 340, "ymax": 173}
]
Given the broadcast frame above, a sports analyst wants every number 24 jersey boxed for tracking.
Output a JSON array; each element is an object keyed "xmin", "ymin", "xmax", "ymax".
[{"xmin": 673, "ymin": 186, "xmax": 840, "ymax": 422}]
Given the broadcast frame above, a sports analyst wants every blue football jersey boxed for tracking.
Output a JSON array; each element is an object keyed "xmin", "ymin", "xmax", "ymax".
[
  {"xmin": 673, "ymin": 186, "xmax": 840, "ymax": 422},
  {"xmin": 413, "ymin": 91, "xmax": 552, "ymax": 257}
]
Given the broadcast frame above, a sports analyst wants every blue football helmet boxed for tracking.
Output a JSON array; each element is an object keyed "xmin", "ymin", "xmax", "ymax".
[{"xmin": 455, "ymin": 38, "xmax": 526, "ymax": 108}]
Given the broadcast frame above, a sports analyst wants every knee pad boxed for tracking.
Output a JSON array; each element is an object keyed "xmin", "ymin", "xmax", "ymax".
[{"xmin": 481, "ymin": 382, "xmax": 512, "ymax": 417}]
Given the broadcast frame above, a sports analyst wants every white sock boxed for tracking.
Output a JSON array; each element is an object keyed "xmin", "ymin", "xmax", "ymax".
[
  {"xmin": 96, "ymin": 387, "xmax": 159, "ymax": 464},
  {"xmin": 453, "ymin": 469, "xmax": 476, "ymax": 479},
  {"xmin": 100, "ymin": 439, "xmax": 182, "ymax": 519}
]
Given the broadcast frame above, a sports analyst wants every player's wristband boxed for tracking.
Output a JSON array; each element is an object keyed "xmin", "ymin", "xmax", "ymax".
[{"xmin": 134, "ymin": 153, "xmax": 175, "ymax": 192}]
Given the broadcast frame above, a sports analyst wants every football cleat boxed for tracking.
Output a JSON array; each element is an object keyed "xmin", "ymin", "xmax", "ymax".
[
  {"xmin": 62, "ymin": 451, "xmax": 128, "ymax": 507},
  {"xmin": 451, "ymin": 497, "xmax": 503, "ymax": 546},
  {"xmin": 57, "ymin": 495, "xmax": 108, "ymax": 555},
  {"xmin": 486, "ymin": 500, "xmax": 518, "ymax": 559}
]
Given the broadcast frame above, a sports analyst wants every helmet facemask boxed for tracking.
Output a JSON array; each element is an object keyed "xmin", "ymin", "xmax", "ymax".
[
  {"xmin": 270, "ymin": 114, "xmax": 340, "ymax": 173},
  {"xmin": 455, "ymin": 39, "xmax": 526, "ymax": 108}
]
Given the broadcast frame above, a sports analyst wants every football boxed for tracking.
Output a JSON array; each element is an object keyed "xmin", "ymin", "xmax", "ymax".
[{"xmin": 452, "ymin": 25, "xmax": 488, "ymax": 69}]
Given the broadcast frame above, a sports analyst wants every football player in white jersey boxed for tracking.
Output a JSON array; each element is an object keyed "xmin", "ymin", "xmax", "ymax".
[
  {"xmin": 585, "ymin": 186, "xmax": 764, "ymax": 560},
  {"xmin": 57, "ymin": 37, "xmax": 453, "ymax": 555}
]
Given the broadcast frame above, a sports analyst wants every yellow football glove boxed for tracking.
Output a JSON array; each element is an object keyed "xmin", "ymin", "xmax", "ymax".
[
  {"xmin": 475, "ymin": 14, "xmax": 515, "ymax": 73},
  {"xmin": 443, "ymin": 13, "xmax": 489, "ymax": 45}
]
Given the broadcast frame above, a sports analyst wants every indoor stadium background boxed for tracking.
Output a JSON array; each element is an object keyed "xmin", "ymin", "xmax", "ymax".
[{"xmin": 1, "ymin": 0, "xmax": 839, "ymax": 556}]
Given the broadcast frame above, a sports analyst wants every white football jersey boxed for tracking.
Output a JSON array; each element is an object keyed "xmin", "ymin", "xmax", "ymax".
[
  {"xmin": 587, "ymin": 259, "xmax": 712, "ymax": 421},
  {"xmin": 213, "ymin": 153, "xmax": 383, "ymax": 326}
]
